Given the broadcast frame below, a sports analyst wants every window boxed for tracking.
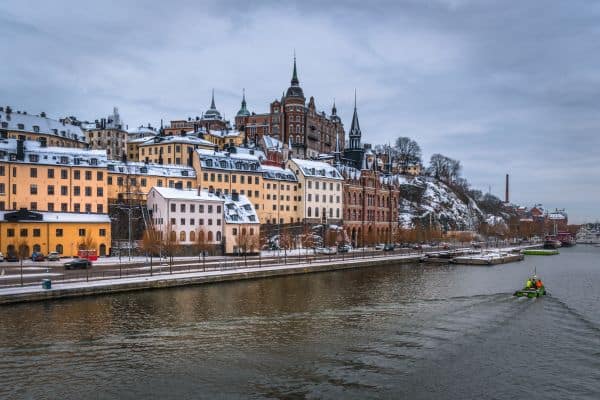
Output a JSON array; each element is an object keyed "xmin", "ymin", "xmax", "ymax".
[
  {"xmin": 208, "ymin": 219, "xmax": 213, "ymax": 226},
  {"xmin": 48, "ymin": 169, "xmax": 54, "ymax": 178},
  {"xmin": 171, "ymin": 218, "xmax": 176, "ymax": 225},
  {"xmin": 0, "ymin": 183, "xmax": 4, "ymax": 194},
  {"xmin": 47, "ymin": 185, "xmax": 54, "ymax": 195},
  {"xmin": 190, "ymin": 204, "xmax": 195, "ymax": 213},
  {"xmin": 56, "ymin": 244, "xmax": 63, "ymax": 254},
  {"xmin": 61, "ymin": 203, "xmax": 68, "ymax": 212},
  {"xmin": 74, "ymin": 186, "xmax": 80, "ymax": 196},
  {"xmin": 208, "ymin": 205, "xmax": 213, "ymax": 213},
  {"xmin": 180, "ymin": 204, "xmax": 186, "ymax": 212},
  {"xmin": 79, "ymin": 229, "xmax": 86, "ymax": 237},
  {"xmin": 48, "ymin": 203, "xmax": 54, "ymax": 211},
  {"xmin": 61, "ymin": 186, "xmax": 68, "ymax": 195},
  {"xmin": 30, "ymin": 184, "xmax": 38, "ymax": 195},
  {"xmin": 33, "ymin": 228, "xmax": 41, "ymax": 237},
  {"xmin": 74, "ymin": 170, "xmax": 80, "ymax": 180},
  {"xmin": 85, "ymin": 204, "xmax": 92, "ymax": 212},
  {"xmin": 97, "ymin": 171, "xmax": 103, "ymax": 181},
  {"xmin": 97, "ymin": 204, "xmax": 103, "ymax": 213},
  {"xmin": 97, "ymin": 187, "xmax": 103, "ymax": 197},
  {"xmin": 30, "ymin": 202, "xmax": 37, "ymax": 210},
  {"xmin": 74, "ymin": 203, "xmax": 80, "ymax": 212},
  {"xmin": 171, "ymin": 203, "xmax": 176, "ymax": 212},
  {"xmin": 180, "ymin": 218, "xmax": 185, "ymax": 225},
  {"xmin": 61, "ymin": 169, "xmax": 68, "ymax": 179},
  {"xmin": 0, "ymin": 166, "xmax": 4, "ymax": 176},
  {"xmin": 180, "ymin": 231, "xmax": 186, "ymax": 242},
  {"xmin": 190, "ymin": 218, "xmax": 195, "ymax": 225},
  {"xmin": 199, "ymin": 205, "xmax": 204, "ymax": 213},
  {"xmin": 7, "ymin": 228, "xmax": 15, "ymax": 237},
  {"xmin": 30, "ymin": 168, "xmax": 37, "ymax": 178},
  {"xmin": 85, "ymin": 171, "xmax": 92, "ymax": 180}
]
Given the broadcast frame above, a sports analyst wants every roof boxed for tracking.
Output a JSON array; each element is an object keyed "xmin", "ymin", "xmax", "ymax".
[
  {"xmin": 139, "ymin": 134, "xmax": 216, "ymax": 147},
  {"xmin": 106, "ymin": 161, "xmax": 196, "ymax": 178},
  {"xmin": 0, "ymin": 110, "xmax": 86, "ymax": 143},
  {"xmin": 261, "ymin": 165, "xmax": 297, "ymax": 182},
  {"xmin": 128, "ymin": 125, "xmax": 158, "ymax": 137},
  {"xmin": 149, "ymin": 187, "xmax": 223, "ymax": 202},
  {"xmin": 289, "ymin": 158, "xmax": 343, "ymax": 180},
  {"xmin": 261, "ymin": 135, "xmax": 284, "ymax": 150},
  {"xmin": 0, "ymin": 210, "xmax": 110, "ymax": 223},
  {"xmin": 196, "ymin": 149, "xmax": 262, "ymax": 172},
  {"xmin": 223, "ymin": 194, "xmax": 259, "ymax": 224},
  {"xmin": 0, "ymin": 139, "xmax": 107, "ymax": 168}
]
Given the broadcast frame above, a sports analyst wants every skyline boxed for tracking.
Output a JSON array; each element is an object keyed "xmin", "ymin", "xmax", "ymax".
[{"xmin": 2, "ymin": 0, "xmax": 599, "ymax": 222}]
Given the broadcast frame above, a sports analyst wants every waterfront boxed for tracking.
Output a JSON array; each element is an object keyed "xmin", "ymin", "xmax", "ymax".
[{"xmin": 1, "ymin": 246, "xmax": 599, "ymax": 399}]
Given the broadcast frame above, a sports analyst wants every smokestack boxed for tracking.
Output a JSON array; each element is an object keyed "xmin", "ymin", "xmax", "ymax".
[{"xmin": 505, "ymin": 174, "xmax": 509, "ymax": 203}]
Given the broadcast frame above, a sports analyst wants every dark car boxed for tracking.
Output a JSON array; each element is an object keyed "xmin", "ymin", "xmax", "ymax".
[
  {"xmin": 383, "ymin": 244, "xmax": 394, "ymax": 251},
  {"xmin": 64, "ymin": 259, "xmax": 91, "ymax": 270},
  {"xmin": 31, "ymin": 252, "xmax": 45, "ymax": 261},
  {"xmin": 5, "ymin": 253, "xmax": 19, "ymax": 262}
]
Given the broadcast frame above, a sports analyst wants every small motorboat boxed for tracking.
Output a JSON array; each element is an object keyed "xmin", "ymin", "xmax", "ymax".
[{"xmin": 514, "ymin": 271, "xmax": 546, "ymax": 298}]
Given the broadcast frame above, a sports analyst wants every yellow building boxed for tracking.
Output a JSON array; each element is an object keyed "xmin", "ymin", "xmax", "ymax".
[
  {"xmin": 0, "ymin": 209, "xmax": 111, "ymax": 257},
  {"xmin": 192, "ymin": 149, "xmax": 263, "ymax": 212},
  {"xmin": 0, "ymin": 139, "xmax": 108, "ymax": 214},
  {"xmin": 0, "ymin": 107, "xmax": 87, "ymax": 148},
  {"xmin": 106, "ymin": 161, "xmax": 196, "ymax": 202},
  {"xmin": 126, "ymin": 137, "xmax": 151, "ymax": 161},
  {"xmin": 285, "ymin": 158, "xmax": 343, "ymax": 225},
  {"xmin": 139, "ymin": 134, "xmax": 216, "ymax": 165},
  {"xmin": 204, "ymin": 129, "xmax": 245, "ymax": 150},
  {"xmin": 259, "ymin": 164, "xmax": 300, "ymax": 225}
]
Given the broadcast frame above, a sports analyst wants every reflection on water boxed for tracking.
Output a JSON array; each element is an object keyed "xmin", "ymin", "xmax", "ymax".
[{"xmin": 1, "ymin": 247, "xmax": 599, "ymax": 399}]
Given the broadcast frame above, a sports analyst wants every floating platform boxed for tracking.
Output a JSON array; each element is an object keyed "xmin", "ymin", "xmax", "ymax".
[
  {"xmin": 452, "ymin": 253, "xmax": 524, "ymax": 266},
  {"xmin": 522, "ymin": 249, "xmax": 559, "ymax": 256}
]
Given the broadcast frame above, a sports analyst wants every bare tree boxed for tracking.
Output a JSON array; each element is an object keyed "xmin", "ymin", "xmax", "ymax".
[
  {"xmin": 394, "ymin": 137, "xmax": 422, "ymax": 171},
  {"xmin": 194, "ymin": 228, "xmax": 208, "ymax": 270},
  {"xmin": 141, "ymin": 227, "xmax": 161, "ymax": 276},
  {"xmin": 236, "ymin": 227, "xmax": 258, "ymax": 266},
  {"xmin": 11, "ymin": 238, "xmax": 29, "ymax": 286},
  {"xmin": 427, "ymin": 153, "xmax": 461, "ymax": 183},
  {"xmin": 78, "ymin": 232, "xmax": 97, "ymax": 251},
  {"xmin": 162, "ymin": 224, "xmax": 179, "ymax": 273}
]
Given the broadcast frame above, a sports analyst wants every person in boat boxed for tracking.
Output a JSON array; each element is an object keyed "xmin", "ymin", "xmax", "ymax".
[
  {"xmin": 535, "ymin": 278, "xmax": 543, "ymax": 289},
  {"xmin": 525, "ymin": 278, "xmax": 532, "ymax": 289}
]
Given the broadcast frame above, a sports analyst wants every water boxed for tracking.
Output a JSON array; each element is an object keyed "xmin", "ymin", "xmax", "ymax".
[{"xmin": 1, "ymin": 246, "xmax": 599, "ymax": 399}]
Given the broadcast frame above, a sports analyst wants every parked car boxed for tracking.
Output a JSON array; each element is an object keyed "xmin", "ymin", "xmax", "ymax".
[
  {"xmin": 375, "ymin": 243, "xmax": 385, "ymax": 250},
  {"xmin": 412, "ymin": 244, "xmax": 422, "ymax": 250},
  {"xmin": 31, "ymin": 252, "xmax": 45, "ymax": 262},
  {"xmin": 338, "ymin": 244, "xmax": 352, "ymax": 253},
  {"xmin": 316, "ymin": 247, "xmax": 337, "ymax": 255},
  {"xmin": 0, "ymin": 252, "xmax": 4, "ymax": 262},
  {"xmin": 64, "ymin": 259, "xmax": 92, "ymax": 270},
  {"xmin": 46, "ymin": 252, "xmax": 61, "ymax": 261},
  {"xmin": 383, "ymin": 243, "xmax": 394, "ymax": 251}
]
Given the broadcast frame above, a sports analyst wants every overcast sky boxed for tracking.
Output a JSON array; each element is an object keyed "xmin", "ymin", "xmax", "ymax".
[{"xmin": 2, "ymin": 0, "xmax": 599, "ymax": 222}]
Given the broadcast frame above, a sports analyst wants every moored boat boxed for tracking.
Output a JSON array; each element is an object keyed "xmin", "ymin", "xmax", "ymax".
[
  {"xmin": 556, "ymin": 231, "xmax": 575, "ymax": 247},
  {"xmin": 543, "ymin": 236, "xmax": 562, "ymax": 249},
  {"xmin": 522, "ymin": 249, "xmax": 559, "ymax": 256}
]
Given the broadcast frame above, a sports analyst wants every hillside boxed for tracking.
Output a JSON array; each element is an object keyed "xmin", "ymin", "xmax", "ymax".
[{"xmin": 397, "ymin": 176, "xmax": 490, "ymax": 231}]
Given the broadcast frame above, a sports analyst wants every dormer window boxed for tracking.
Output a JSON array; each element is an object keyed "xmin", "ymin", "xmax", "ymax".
[
  {"xmin": 107, "ymin": 164, "xmax": 115, "ymax": 171},
  {"xmin": 140, "ymin": 166, "xmax": 148, "ymax": 173},
  {"xmin": 52, "ymin": 129, "xmax": 58, "ymax": 135},
  {"xmin": 33, "ymin": 125, "xmax": 40, "ymax": 133},
  {"xmin": 90, "ymin": 158, "xmax": 98, "ymax": 166},
  {"xmin": 29, "ymin": 154, "xmax": 39, "ymax": 162},
  {"xmin": 60, "ymin": 156, "xmax": 68, "ymax": 164},
  {"xmin": 74, "ymin": 158, "xmax": 81, "ymax": 165},
  {"xmin": 17, "ymin": 123, "xmax": 24, "ymax": 130},
  {"xmin": 1, "ymin": 122, "xmax": 7, "ymax": 128},
  {"xmin": 220, "ymin": 160, "xmax": 227, "ymax": 168},
  {"xmin": 10, "ymin": 154, "xmax": 17, "ymax": 161},
  {"xmin": 181, "ymin": 170, "xmax": 188, "ymax": 176}
]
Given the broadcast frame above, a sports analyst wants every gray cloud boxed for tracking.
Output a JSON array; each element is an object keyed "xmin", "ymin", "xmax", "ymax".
[{"xmin": 2, "ymin": 0, "xmax": 599, "ymax": 222}]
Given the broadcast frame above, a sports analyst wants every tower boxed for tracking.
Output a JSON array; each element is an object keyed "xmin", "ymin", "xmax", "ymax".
[{"xmin": 348, "ymin": 90, "xmax": 362, "ymax": 150}]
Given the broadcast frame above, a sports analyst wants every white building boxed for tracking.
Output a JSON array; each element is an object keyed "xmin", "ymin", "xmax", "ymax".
[
  {"xmin": 286, "ymin": 158, "xmax": 343, "ymax": 224},
  {"xmin": 147, "ymin": 187, "xmax": 224, "ymax": 251}
]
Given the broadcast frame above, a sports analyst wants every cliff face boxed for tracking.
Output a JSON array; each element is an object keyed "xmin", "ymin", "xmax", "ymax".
[{"xmin": 397, "ymin": 176, "xmax": 486, "ymax": 231}]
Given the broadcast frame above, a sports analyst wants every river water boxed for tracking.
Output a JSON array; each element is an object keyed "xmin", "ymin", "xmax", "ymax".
[{"xmin": 1, "ymin": 246, "xmax": 599, "ymax": 399}]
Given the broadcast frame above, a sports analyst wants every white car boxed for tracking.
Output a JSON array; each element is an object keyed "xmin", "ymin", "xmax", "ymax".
[
  {"xmin": 375, "ymin": 243, "xmax": 385, "ymax": 250},
  {"xmin": 46, "ymin": 252, "xmax": 61, "ymax": 261}
]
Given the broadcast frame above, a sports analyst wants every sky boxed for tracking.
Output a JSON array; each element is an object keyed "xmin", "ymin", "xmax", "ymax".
[{"xmin": 1, "ymin": 0, "xmax": 599, "ymax": 223}]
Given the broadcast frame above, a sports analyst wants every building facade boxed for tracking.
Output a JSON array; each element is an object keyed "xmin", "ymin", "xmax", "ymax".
[
  {"xmin": 223, "ymin": 193, "xmax": 260, "ymax": 254},
  {"xmin": 139, "ymin": 134, "xmax": 216, "ymax": 165},
  {"xmin": 234, "ymin": 58, "xmax": 345, "ymax": 159},
  {"xmin": 164, "ymin": 91, "xmax": 230, "ymax": 135},
  {"xmin": 259, "ymin": 165, "xmax": 299, "ymax": 225},
  {"xmin": 86, "ymin": 107, "xmax": 128, "ymax": 160},
  {"xmin": 0, "ymin": 107, "xmax": 87, "ymax": 148}
]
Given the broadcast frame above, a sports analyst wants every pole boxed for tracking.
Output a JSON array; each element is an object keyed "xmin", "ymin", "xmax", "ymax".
[{"xmin": 128, "ymin": 206, "xmax": 132, "ymax": 261}]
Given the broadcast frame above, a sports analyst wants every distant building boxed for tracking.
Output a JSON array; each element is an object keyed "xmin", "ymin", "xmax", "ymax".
[
  {"xmin": 86, "ymin": 107, "xmax": 128, "ymax": 160},
  {"xmin": 138, "ymin": 133, "xmax": 216, "ymax": 166},
  {"xmin": 164, "ymin": 90, "xmax": 231, "ymax": 135},
  {"xmin": 223, "ymin": 192, "xmax": 260, "ymax": 255},
  {"xmin": 234, "ymin": 57, "xmax": 345, "ymax": 159},
  {"xmin": 259, "ymin": 164, "xmax": 299, "ymax": 225},
  {"xmin": 0, "ymin": 106, "xmax": 87, "ymax": 148}
]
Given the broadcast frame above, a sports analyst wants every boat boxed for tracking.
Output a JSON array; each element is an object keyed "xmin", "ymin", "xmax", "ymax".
[
  {"xmin": 514, "ymin": 286, "xmax": 546, "ymax": 298},
  {"xmin": 576, "ymin": 226, "xmax": 600, "ymax": 244},
  {"xmin": 556, "ymin": 231, "xmax": 575, "ymax": 247},
  {"xmin": 514, "ymin": 270, "xmax": 546, "ymax": 298},
  {"xmin": 522, "ymin": 249, "xmax": 559, "ymax": 256},
  {"xmin": 543, "ymin": 236, "xmax": 562, "ymax": 249}
]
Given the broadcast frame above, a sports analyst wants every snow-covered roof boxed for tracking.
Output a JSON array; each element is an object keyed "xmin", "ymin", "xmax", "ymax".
[
  {"xmin": 261, "ymin": 165, "xmax": 297, "ymax": 181},
  {"xmin": 261, "ymin": 135, "xmax": 284, "ymax": 150},
  {"xmin": 0, "ymin": 139, "xmax": 107, "ymax": 168},
  {"xmin": 149, "ymin": 187, "xmax": 223, "ymax": 202},
  {"xmin": 336, "ymin": 164, "xmax": 361, "ymax": 180},
  {"xmin": 139, "ymin": 134, "xmax": 216, "ymax": 148},
  {"xmin": 196, "ymin": 149, "xmax": 262, "ymax": 172},
  {"xmin": 206, "ymin": 129, "xmax": 242, "ymax": 138},
  {"xmin": 0, "ymin": 211, "xmax": 110, "ymax": 223},
  {"xmin": 128, "ymin": 125, "xmax": 158, "ymax": 137},
  {"xmin": 223, "ymin": 194, "xmax": 259, "ymax": 224},
  {"xmin": 290, "ymin": 158, "xmax": 342, "ymax": 180},
  {"xmin": 0, "ymin": 110, "xmax": 87, "ymax": 143},
  {"xmin": 230, "ymin": 146, "xmax": 266, "ymax": 161},
  {"xmin": 127, "ymin": 137, "xmax": 153, "ymax": 144},
  {"xmin": 106, "ymin": 161, "xmax": 196, "ymax": 178}
]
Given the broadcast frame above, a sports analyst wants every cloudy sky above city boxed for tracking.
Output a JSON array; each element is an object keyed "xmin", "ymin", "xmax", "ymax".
[{"xmin": 2, "ymin": 0, "xmax": 599, "ymax": 222}]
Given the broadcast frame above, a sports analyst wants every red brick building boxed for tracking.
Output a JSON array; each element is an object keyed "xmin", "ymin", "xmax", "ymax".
[{"xmin": 235, "ymin": 57, "xmax": 345, "ymax": 159}]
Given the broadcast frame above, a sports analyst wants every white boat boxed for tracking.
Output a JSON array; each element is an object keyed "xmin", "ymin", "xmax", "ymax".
[{"xmin": 576, "ymin": 226, "xmax": 600, "ymax": 244}]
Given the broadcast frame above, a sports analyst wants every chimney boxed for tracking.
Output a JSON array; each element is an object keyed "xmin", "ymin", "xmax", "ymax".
[
  {"xmin": 16, "ymin": 139, "xmax": 25, "ymax": 160},
  {"xmin": 505, "ymin": 174, "xmax": 509, "ymax": 203}
]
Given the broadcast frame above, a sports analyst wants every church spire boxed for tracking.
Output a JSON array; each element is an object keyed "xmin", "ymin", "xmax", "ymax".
[
  {"xmin": 291, "ymin": 52, "xmax": 299, "ymax": 86},
  {"xmin": 332, "ymin": 98, "xmax": 337, "ymax": 115},
  {"xmin": 210, "ymin": 89, "xmax": 216, "ymax": 110},
  {"xmin": 236, "ymin": 88, "xmax": 250, "ymax": 117},
  {"xmin": 348, "ymin": 89, "xmax": 362, "ymax": 150}
]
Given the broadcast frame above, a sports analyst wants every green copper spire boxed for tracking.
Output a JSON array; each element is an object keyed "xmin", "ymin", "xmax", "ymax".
[{"xmin": 291, "ymin": 53, "xmax": 299, "ymax": 86}]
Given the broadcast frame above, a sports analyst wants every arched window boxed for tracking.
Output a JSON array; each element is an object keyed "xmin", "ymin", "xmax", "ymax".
[
  {"xmin": 170, "ymin": 231, "xmax": 176, "ymax": 241},
  {"xmin": 56, "ymin": 244, "xmax": 63, "ymax": 254},
  {"xmin": 189, "ymin": 230, "xmax": 196, "ymax": 242},
  {"xmin": 216, "ymin": 231, "xmax": 222, "ymax": 241},
  {"xmin": 180, "ymin": 231, "xmax": 186, "ymax": 242},
  {"xmin": 308, "ymin": 207, "xmax": 312, "ymax": 217},
  {"xmin": 207, "ymin": 231, "xmax": 213, "ymax": 242}
]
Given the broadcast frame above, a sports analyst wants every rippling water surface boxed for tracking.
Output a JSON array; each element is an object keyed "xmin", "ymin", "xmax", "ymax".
[{"xmin": 1, "ymin": 246, "xmax": 599, "ymax": 399}]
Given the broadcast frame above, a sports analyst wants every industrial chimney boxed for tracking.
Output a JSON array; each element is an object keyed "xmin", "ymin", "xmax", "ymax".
[{"xmin": 505, "ymin": 174, "xmax": 510, "ymax": 203}]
